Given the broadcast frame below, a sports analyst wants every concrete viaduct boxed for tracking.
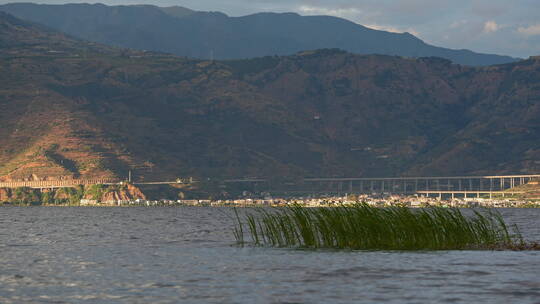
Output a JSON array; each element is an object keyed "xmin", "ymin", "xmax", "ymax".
[
  {"xmin": 225, "ymin": 174, "xmax": 540, "ymax": 197},
  {"xmin": 1, "ymin": 174, "xmax": 538, "ymax": 198}
]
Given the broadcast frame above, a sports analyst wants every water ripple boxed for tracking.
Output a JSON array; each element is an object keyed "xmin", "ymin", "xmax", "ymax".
[{"xmin": 0, "ymin": 207, "xmax": 538, "ymax": 303}]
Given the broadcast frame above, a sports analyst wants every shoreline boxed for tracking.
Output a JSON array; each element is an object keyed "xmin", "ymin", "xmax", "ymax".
[{"xmin": 2, "ymin": 193, "xmax": 540, "ymax": 208}]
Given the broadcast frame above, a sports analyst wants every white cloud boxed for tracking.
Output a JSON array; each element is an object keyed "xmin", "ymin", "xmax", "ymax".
[
  {"xmin": 450, "ymin": 20, "xmax": 468, "ymax": 29},
  {"xmin": 297, "ymin": 5, "xmax": 361, "ymax": 19},
  {"xmin": 365, "ymin": 24, "xmax": 420, "ymax": 37},
  {"xmin": 407, "ymin": 29, "xmax": 421, "ymax": 37},
  {"xmin": 297, "ymin": 5, "xmax": 419, "ymax": 37},
  {"xmin": 483, "ymin": 20, "xmax": 499, "ymax": 33},
  {"xmin": 365, "ymin": 24, "xmax": 402, "ymax": 33},
  {"xmin": 517, "ymin": 24, "xmax": 540, "ymax": 36}
]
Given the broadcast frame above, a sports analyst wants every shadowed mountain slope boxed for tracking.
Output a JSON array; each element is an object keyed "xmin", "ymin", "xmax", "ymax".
[
  {"xmin": 1, "ymin": 12, "xmax": 539, "ymax": 182},
  {"xmin": 0, "ymin": 3, "xmax": 517, "ymax": 66}
]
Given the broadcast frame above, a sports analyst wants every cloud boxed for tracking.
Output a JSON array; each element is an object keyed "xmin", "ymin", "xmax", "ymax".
[
  {"xmin": 365, "ymin": 24, "xmax": 402, "ymax": 33},
  {"xmin": 517, "ymin": 24, "xmax": 540, "ymax": 37},
  {"xmin": 450, "ymin": 20, "xmax": 468, "ymax": 29},
  {"xmin": 483, "ymin": 20, "xmax": 499, "ymax": 33},
  {"xmin": 365, "ymin": 24, "xmax": 420, "ymax": 37},
  {"xmin": 297, "ymin": 4, "xmax": 425, "ymax": 38},
  {"xmin": 297, "ymin": 5, "xmax": 362, "ymax": 19}
]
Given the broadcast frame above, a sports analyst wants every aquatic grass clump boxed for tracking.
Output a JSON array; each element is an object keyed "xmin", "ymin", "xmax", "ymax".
[{"xmin": 233, "ymin": 204, "xmax": 530, "ymax": 250}]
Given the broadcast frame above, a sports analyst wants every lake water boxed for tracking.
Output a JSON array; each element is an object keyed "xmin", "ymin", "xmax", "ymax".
[{"xmin": 0, "ymin": 207, "xmax": 539, "ymax": 304}]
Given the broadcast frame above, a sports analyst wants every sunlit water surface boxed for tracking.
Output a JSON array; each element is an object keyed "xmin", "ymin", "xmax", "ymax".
[{"xmin": 0, "ymin": 207, "xmax": 539, "ymax": 304}]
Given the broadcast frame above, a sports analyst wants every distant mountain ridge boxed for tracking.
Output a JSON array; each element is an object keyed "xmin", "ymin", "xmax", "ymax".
[
  {"xmin": 0, "ymin": 2, "xmax": 518, "ymax": 66},
  {"xmin": 1, "ymin": 12, "xmax": 539, "ymax": 182}
]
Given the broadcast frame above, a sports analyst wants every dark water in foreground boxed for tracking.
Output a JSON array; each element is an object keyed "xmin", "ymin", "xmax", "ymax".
[{"xmin": 0, "ymin": 208, "xmax": 539, "ymax": 304}]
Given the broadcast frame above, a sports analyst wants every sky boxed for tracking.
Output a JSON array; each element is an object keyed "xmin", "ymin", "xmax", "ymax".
[{"xmin": 1, "ymin": 0, "xmax": 539, "ymax": 58}]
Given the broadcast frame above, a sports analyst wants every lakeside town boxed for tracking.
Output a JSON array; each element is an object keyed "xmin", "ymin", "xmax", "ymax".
[
  {"xmin": 77, "ymin": 193, "xmax": 540, "ymax": 208},
  {"xmin": 2, "ymin": 175, "xmax": 540, "ymax": 208}
]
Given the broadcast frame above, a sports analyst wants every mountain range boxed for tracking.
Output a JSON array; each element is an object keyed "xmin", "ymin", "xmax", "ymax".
[
  {"xmin": 1, "ymin": 11, "xmax": 539, "ymax": 182},
  {"xmin": 0, "ymin": 2, "xmax": 518, "ymax": 66}
]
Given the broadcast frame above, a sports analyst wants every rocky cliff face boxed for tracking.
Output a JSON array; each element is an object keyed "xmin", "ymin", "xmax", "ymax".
[
  {"xmin": 99, "ymin": 184, "xmax": 147, "ymax": 202},
  {"xmin": 0, "ymin": 13, "xmax": 539, "ymax": 181}
]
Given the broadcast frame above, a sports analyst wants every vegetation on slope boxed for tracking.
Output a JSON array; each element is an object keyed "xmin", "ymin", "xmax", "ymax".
[
  {"xmin": 0, "ymin": 12, "xmax": 539, "ymax": 183},
  {"xmin": 0, "ymin": 184, "xmax": 146, "ymax": 205}
]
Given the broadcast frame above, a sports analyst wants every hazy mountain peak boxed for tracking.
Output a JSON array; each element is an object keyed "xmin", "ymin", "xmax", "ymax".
[
  {"xmin": 249, "ymin": 11, "xmax": 301, "ymax": 17},
  {"xmin": 159, "ymin": 6, "xmax": 196, "ymax": 19},
  {"xmin": 0, "ymin": 2, "xmax": 518, "ymax": 66}
]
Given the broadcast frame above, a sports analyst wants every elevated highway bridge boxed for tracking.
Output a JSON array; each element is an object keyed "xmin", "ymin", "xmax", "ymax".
[
  {"xmin": 222, "ymin": 174, "xmax": 540, "ymax": 197},
  {"xmin": 1, "ymin": 175, "xmax": 538, "ymax": 197}
]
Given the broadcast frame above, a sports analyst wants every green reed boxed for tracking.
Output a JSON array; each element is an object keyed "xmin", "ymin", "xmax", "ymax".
[{"xmin": 233, "ymin": 204, "xmax": 526, "ymax": 250}]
